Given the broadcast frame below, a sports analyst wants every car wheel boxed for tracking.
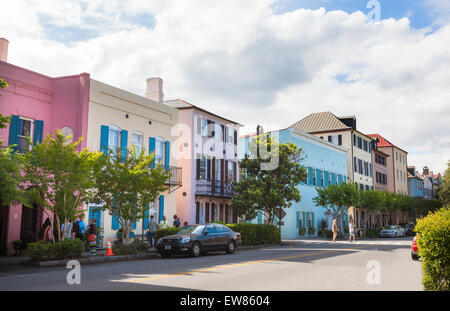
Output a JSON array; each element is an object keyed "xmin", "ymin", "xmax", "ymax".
[
  {"xmin": 191, "ymin": 242, "xmax": 201, "ymax": 257},
  {"xmin": 159, "ymin": 251, "xmax": 171, "ymax": 258},
  {"xmin": 411, "ymin": 252, "xmax": 420, "ymax": 261},
  {"xmin": 226, "ymin": 240, "xmax": 235, "ymax": 254}
]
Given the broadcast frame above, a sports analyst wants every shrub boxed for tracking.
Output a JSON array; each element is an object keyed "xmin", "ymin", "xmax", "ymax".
[
  {"xmin": 154, "ymin": 227, "xmax": 180, "ymax": 242},
  {"xmin": 318, "ymin": 219, "xmax": 328, "ymax": 237},
  {"xmin": 226, "ymin": 223, "xmax": 280, "ymax": 246},
  {"xmin": 53, "ymin": 239, "xmax": 84, "ymax": 260},
  {"xmin": 299, "ymin": 226, "xmax": 306, "ymax": 236},
  {"xmin": 415, "ymin": 207, "xmax": 450, "ymax": 291},
  {"xmin": 308, "ymin": 227, "xmax": 316, "ymax": 236},
  {"xmin": 23, "ymin": 240, "xmax": 55, "ymax": 261},
  {"xmin": 325, "ymin": 230, "xmax": 333, "ymax": 239},
  {"xmin": 366, "ymin": 229, "xmax": 380, "ymax": 238},
  {"xmin": 113, "ymin": 240, "xmax": 149, "ymax": 255}
]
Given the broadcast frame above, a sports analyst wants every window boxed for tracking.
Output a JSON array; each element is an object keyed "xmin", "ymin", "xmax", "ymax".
[
  {"xmin": 227, "ymin": 161, "xmax": 235, "ymax": 182},
  {"xmin": 108, "ymin": 125, "xmax": 121, "ymax": 155},
  {"xmin": 363, "ymin": 140, "xmax": 367, "ymax": 152},
  {"xmin": 201, "ymin": 117, "xmax": 208, "ymax": 137},
  {"xmin": 198, "ymin": 155, "xmax": 207, "ymax": 180},
  {"xmin": 358, "ymin": 137, "xmax": 362, "ymax": 149},
  {"xmin": 226, "ymin": 126, "xmax": 234, "ymax": 144},
  {"xmin": 321, "ymin": 170, "xmax": 324, "ymax": 187},
  {"xmin": 215, "ymin": 123, "xmax": 222, "ymax": 141},
  {"xmin": 155, "ymin": 137, "xmax": 165, "ymax": 164},
  {"xmin": 205, "ymin": 224, "xmax": 216, "ymax": 234},
  {"xmin": 18, "ymin": 118, "xmax": 33, "ymax": 153},
  {"xmin": 338, "ymin": 135, "xmax": 342, "ymax": 146},
  {"xmin": 132, "ymin": 131, "xmax": 143, "ymax": 155},
  {"xmin": 354, "ymin": 157, "xmax": 357, "ymax": 173},
  {"xmin": 207, "ymin": 120, "xmax": 215, "ymax": 137}
]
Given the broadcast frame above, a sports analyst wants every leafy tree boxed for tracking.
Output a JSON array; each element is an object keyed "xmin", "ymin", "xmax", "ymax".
[
  {"xmin": 91, "ymin": 147, "xmax": 169, "ymax": 245},
  {"xmin": 21, "ymin": 132, "xmax": 102, "ymax": 242},
  {"xmin": 440, "ymin": 161, "xmax": 450, "ymax": 207},
  {"xmin": 0, "ymin": 146, "xmax": 23, "ymax": 206},
  {"xmin": 313, "ymin": 182, "xmax": 359, "ymax": 235},
  {"xmin": 0, "ymin": 78, "xmax": 10, "ymax": 131},
  {"xmin": 358, "ymin": 190, "xmax": 385, "ymax": 229},
  {"xmin": 232, "ymin": 134, "xmax": 307, "ymax": 224}
]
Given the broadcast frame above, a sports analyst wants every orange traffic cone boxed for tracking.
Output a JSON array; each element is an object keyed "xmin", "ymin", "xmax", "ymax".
[{"xmin": 105, "ymin": 238, "xmax": 115, "ymax": 256}]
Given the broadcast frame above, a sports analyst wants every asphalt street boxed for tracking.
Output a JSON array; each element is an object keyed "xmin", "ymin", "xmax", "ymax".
[{"xmin": 0, "ymin": 237, "xmax": 422, "ymax": 291}]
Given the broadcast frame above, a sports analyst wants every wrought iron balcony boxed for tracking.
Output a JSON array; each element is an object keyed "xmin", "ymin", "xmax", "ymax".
[
  {"xmin": 195, "ymin": 180, "xmax": 235, "ymax": 197},
  {"xmin": 164, "ymin": 166, "xmax": 182, "ymax": 193}
]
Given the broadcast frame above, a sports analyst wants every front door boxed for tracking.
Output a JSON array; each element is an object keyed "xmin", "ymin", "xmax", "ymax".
[
  {"xmin": 88, "ymin": 206, "xmax": 103, "ymax": 246},
  {"xmin": 20, "ymin": 204, "xmax": 42, "ymax": 247},
  {"xmin": 0, "ymin": 206, "xmax": 9, "ymax": 255}
]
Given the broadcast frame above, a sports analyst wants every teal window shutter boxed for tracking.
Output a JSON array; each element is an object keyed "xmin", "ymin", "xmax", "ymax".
[
  {"xmin": 111, "ymin": 214, "xmax": 120, "ymax": 230},
  {"xmin": 331, "ymin": 172, "xmax": 336, "ymax": 184},
  {"xmin": 149, "ymin": 137, "xmax": 156, "ymax": 168},
  {"xmin": 159, "ymin": 195, "xmax": 165, "ymax": 222},
  {"xmin": 338, "ymin": 174, "xmax": 342, "ymax": 185},
  {"xmin": 164, "ymin": 140, "xmax": 170, "ymax": 169},
  {"xmin": 302, "ymin": 212, "xmax": 307, "ymax": 228},
  {"xmin": 121, "ymin": 129, "xmax": 128, "ymax": 160},
  {"xmin": 8, "ymin": 115, "xmax": 20, "ymax": 149},
  {"xmin": 100, "ymin": 125, "xmax": 109, "ymax": 153},
  {"xmin": 258, "ymin": 211, "xmax": 262, "ymax": 224},
  {"xmin": 296, "ymin": 211, "xmax": 299, "ymax": 228},
  {"xmin": 144, "ymin": 207, "xmax": 150, "ymax": 229},
  {"xmin": 308, "ymin": 167, "xmax": 313, "ymax": 185},
  {"xmin": 324, "ymin": 171, "xmax": 329, "ymax": 187},
  {"xmin": 33, "ymin": 120, "xmax": 44, "ymax": 145},
  {"xmin": 317, "ymin": 169, "xmax": 322, "ymax": 187}
]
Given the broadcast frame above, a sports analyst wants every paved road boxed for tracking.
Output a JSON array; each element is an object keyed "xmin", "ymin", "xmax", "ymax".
[{"xmin": 0, "ymin": 237, "xmax": 422, "ymax": 291}]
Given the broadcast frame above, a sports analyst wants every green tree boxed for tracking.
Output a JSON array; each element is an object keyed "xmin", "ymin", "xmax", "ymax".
[
  {"xmin": 439, "ymin": 161, "xmax": 450, "ymax": 206},
  {"xmin": 231, "ymin": 134, "xmax": 307, "ymax": 224},
  {"xmin": 358, "ymin": 190, "xmax": 385, "ymax": 229},
  {"xmin": 91, "ymin": 147, "xmax": 169, "ymax": 245},
  {"xmin": 0, "ymin": 78, "xmax": 10, "ymax": 131},
  {"xmin": 313, "ymin": 182, "xmax": 359, "ymax": 235},
  {"xmin": 21, "ymin": 132, "xmax": 102, "ymax": 242},
  {"xmin": 0, "ymin": 146, "xmax": 23, "ymax": 207}
]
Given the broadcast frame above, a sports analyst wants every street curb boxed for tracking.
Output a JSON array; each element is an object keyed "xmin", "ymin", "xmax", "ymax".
[{"xmin": 20, "ymin": 243, "xmax": 287, "ymax": 268}]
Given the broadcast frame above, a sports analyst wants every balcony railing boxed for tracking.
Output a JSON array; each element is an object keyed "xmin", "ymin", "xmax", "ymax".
[
  {"xmin": 164, "ymin": 166, "xmax": 182, "ymax": 193},
  {"xmin": 195, "ymin": 180, "xmax": 235, "ymax": 197}
]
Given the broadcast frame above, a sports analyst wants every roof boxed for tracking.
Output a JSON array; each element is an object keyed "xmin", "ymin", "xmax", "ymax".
[
  {"xmin": 366, "ymin": 133, "xmax": 408, "ymax": 154},
  {"xmin": 164, "ymin": 99, "xmax": 242, "ymax": 126},
  {"xmin": 290, "ymin": 111, "xmax": 351, "ymax": 133}
]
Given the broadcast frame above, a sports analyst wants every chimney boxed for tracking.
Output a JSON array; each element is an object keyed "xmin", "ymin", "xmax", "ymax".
[
  {"xmin": 423, "ymin": 166, "xmax": 429, "ymax": 176},
  {"xmin": 0, "ymin": 38, "xmax": 9, "ymax": 62},
  {"xmin": 145, "ymin": 77, "xmax": 164, "ymax": 103}
]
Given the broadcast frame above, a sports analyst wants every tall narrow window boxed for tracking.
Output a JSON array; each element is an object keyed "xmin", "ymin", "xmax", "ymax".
[
  {"xmin": 155, "ymin": 137, "xmax": 165, "ymax": 165},
  {"xmin": 18, "ymin": 118, "xmax": 33, "ymax": 154},
  {"xmin": 132, "ymin": 131, "xmax": 143, "ymax": 155}
]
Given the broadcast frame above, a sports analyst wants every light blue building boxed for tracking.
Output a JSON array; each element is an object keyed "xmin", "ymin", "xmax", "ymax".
[
  {"xmin": 240, "ymin": 128, "xmax": 349, "ymax": 239},
  {"xmin": 407, "ymin": 167, "xmax": 424, "ymax": 198}
]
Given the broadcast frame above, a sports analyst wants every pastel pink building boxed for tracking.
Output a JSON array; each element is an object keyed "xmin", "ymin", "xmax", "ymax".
[{"xmin": 0, "ymin": 38, "xmax": 90, "ymax": 255}]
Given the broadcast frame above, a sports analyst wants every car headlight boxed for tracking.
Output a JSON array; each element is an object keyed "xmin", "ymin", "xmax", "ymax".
[{"xmin": 180, "ymin": 237, "xmax": 191, "ymax": 244}]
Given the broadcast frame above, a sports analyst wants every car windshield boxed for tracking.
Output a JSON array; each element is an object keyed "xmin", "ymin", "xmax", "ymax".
[
  {"xmin": 176, "ymin": 225, "xmax": 206, "ymax": 235},
  {"xmin": 390, "ymin": 226, "xmax": 397, "ymax": 229}
]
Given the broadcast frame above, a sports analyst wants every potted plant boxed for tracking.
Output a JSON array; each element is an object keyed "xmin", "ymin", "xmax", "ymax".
[
  {"xmin": 308, "ymin": 227, "xmax": 316, "ymax": 236},
  {"xmin": 299, "ymin": 226, "xmax": 306, "ymax": 236}
]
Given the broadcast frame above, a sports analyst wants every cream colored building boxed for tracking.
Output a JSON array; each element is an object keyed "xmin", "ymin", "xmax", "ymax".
[{"xmin": 83, "ymin": 78, "xmax": 181, "ymax": 247}]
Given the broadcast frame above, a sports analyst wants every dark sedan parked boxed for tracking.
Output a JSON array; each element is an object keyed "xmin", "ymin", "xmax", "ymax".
[{"xmin": 155, "ymin": 223, "xmax": 242, "ymax": 258}]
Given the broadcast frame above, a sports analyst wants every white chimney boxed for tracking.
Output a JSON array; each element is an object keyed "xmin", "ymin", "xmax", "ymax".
[
  {"xmin": 0, "ymin": 38, "xmax": 9, "ymax": 62},
  {"xmin": 145, "ymin": 77, "xmax": 164, "ymax": 103}
]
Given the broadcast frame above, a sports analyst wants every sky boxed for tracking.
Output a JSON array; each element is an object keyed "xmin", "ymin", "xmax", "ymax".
[{"xmin": 0, "ymin": 0, "xmax": 449, "ymax": 175}]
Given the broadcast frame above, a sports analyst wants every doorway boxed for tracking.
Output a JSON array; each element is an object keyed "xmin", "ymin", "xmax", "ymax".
[{"xmin": 20, "ymin": 204, "xmax": 43, "ymax": 247}]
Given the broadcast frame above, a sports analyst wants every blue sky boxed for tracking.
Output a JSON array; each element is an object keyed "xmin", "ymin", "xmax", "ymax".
[{"xmin": 273, "ymin": 0, "xmax": 442, "ymax": 30}]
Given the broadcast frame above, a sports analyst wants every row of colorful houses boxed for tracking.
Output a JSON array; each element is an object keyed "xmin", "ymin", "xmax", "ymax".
[{"xmin": 0, "ymin": 38, "xmax": 442, "ymax": 253}]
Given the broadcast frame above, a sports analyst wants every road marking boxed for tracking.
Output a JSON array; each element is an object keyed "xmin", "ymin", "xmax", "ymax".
[{"xmin": 118, "ymin": 244, "xmax": 375, "ymax": 284}]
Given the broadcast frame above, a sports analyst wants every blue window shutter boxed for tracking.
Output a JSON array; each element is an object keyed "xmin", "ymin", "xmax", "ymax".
[
  {"xmin": 8, "ymin": 115, "xmax": 20, "ymax": 149},
  {"xmin": 33, "ymin": 120, "xmax": 44, "ymax": 145},
  {"xmin": 159, "ymin": 195, "xmax": 165, "ymax": 222},
  {"xmin": 149, "ymin": 137, "xmax": 156, "ymax": 168},
  {"xmin": 132, "ymin": 219, "xmax": 136, "ymax": 230},
  {"xmin": 317, "ymin": 169, "xmax": 322, "ymax": 187},
  {"xmin": 296, "ymin": 211, "xmax": 299, "ymax": 228},
  {"xmin": 302, "ymin": 212, "xmax": 307, "ymax": 228},
  {"xmin": 331, "ymin": 173, "xmax": 336, "ymax": 184},
  {"xmin": 324, "ymin": 171, "xmax": 329, "ymax": 187},
  {"xmin": 100, "ymin": 125, "xmax": 109, "ymax": 153},
  {"xmin": 338, "ymin": 174, "xmax": 342, "ymax": 185},
  {"xmin": 258, "ymin": 211, "xmax": 262, "ymax": 224},
  {"xmin": 164, "ymin": 140, "xmax": 170, "ymax": 169},
  {"xmin": 144, "ymin": 207, "xmax": 150, "ymax": 229},
  {"xmin": 121, "ymin": 129, "xmax": 128, "ymax": 161},
  {"xmin": 308, "ymin": 167, "xmax": 313, "ymax": 185},
  {"xmin": 111, "ymin": 214, "xmax": 120, "ymax": 230}
]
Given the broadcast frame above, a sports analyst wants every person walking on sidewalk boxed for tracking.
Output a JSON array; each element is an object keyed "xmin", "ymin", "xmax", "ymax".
[
  {"xmin": 147, "ymin": 215, "xmax": 158, "ymax": 247},
  {"xmin": 88, "ymin": 218, "xmax": 97, "ymax": 255},
  {"xmin": 332, "ymin": 219, "xmax": 339, "ymax": 242},
  {"xmin": 348, "ymin": 220, "xmax": 356, "ymax": 242}
]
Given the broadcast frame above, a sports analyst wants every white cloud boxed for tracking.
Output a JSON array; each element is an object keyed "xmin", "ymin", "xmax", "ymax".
[{"xmin": 0, "ymin": 0, "xmax": 449, "ymax": 173}]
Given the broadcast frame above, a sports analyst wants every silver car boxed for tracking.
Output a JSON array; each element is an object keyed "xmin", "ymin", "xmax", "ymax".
[{"xmin": 379, "ymin": 225, "xmax": 406, "ymax": 238}]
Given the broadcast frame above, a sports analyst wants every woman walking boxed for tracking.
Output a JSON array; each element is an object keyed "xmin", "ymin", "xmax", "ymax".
[
  {"xmin": 332, "ymin": 219, "xmax": 339, "ymax": 242},
  {"xmin": 88, "ymin": 218, "xmax": 97, "ymax": 255},
  {"xmin": 348, "ymin": 220, "xmax": 356, "ymax": 242}
]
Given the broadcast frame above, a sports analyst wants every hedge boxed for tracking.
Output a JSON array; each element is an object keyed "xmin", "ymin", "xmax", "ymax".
[
  {"xmin": 154, "ymin": 227, "xmax": 180, "ymax": 242},
  {"xmin": 226, "ymin": 223, "xmax": 281, "ymax": 246},
  {"xmin": 24, "ymin": 239, "xmax": 84, "ymax": 261},
  {"xmin": 415, "ymin": 207, "xmax": 450, "ymax": 291}
]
